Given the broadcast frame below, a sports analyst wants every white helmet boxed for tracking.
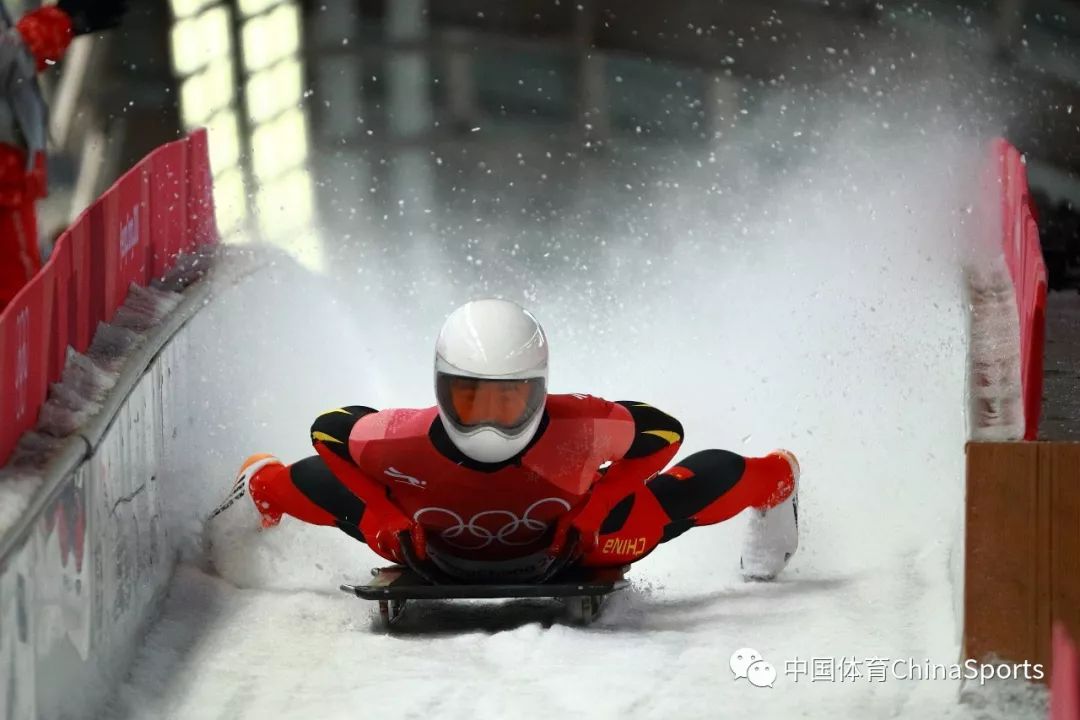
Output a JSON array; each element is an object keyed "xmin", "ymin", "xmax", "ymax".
[{"xmin": 434, "ymin": 299, "xmax": 548, "ymax": 463}]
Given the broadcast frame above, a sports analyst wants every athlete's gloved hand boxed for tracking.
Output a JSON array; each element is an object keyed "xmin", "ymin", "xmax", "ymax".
[
  {"xmin": 359, "ymin": 499, "xmax": 427, "ymax": 564},
  {"xmin": 548, "ymin": 500, "xmax": 605, "ymax": 559},
  {"xmin": 57, "ymin": 0, "xmax": 128, "ymax": 35}
]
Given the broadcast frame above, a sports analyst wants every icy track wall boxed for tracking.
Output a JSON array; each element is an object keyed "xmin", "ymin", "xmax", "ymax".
[{"xmin": 0, "ymin": 132, "xmax": 217, "ymax": 720}]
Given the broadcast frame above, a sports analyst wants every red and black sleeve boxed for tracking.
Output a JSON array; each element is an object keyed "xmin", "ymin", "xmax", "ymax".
[
  {"xmin": 573, "ymin": 400, "xmax": 684, "ymax": 528},
  {"xmin": 308, "ymin": 405, "xmax": 393, "ymax": 502}
]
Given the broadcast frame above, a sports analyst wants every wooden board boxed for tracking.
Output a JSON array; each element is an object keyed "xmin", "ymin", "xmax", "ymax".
[{"xmin": 965, "ymin": 441, "xmax": 1080, "ymax": 680}]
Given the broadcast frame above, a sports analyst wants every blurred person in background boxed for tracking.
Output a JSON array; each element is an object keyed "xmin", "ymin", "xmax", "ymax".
[{"xmin": 0, "ymin": 0, "xmax": 126, "ymax": 310}]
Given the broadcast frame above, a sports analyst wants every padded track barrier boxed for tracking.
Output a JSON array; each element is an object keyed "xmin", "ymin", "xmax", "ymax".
[
  {"xmin": 0, "ymin": 130, "xmax": 218, "ymax": 720},
  {"xmin": 0, "ymin": 129, "xmax": 217, "ymax": 467},
  {"xmin": 963, "ymin": 142, "xmax": 1072, "ymax": 712},
  {"xmin": 993, "ymin": 139, "xmax": 1047, "ymax": 440}
]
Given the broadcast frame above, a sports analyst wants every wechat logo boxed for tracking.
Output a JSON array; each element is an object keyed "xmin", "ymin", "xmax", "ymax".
[{"xmin": 730, "ymin": 647, "xmax": 777, "ymax": 688}]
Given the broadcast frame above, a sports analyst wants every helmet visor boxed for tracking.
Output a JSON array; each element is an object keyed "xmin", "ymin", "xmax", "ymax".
[{"xmin": 436, "ymin": 373, "xmax": 546, "ymax": 434}]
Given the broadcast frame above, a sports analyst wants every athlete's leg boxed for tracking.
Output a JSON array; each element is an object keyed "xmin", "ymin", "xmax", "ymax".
[{"xmin": 578, "ymin": 449, "xmax": 796, "ymax": 568}]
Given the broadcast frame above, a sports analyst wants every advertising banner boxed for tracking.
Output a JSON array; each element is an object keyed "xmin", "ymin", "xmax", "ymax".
[
  {"xmin": 0, "ymin": 538, "xmax": 35, "ymax": 720},
  {"xmin": 149, "ymin": 141, "xmax": 189, "ymax": 281},
  {"xmin": 0, "ymin": 264, "xmax": 56, "ymax": 463},
  {"xmin": 31, "ymin": 466, "xmax": 92, "ymax": 720}
]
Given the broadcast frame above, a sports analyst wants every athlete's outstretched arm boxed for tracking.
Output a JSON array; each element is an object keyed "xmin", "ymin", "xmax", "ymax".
[
  {"xmin": 601, "ymin": 401, "xmax": 684, "ymax": 488},
  {"xmin": 308, "ymin": 405, "xmax": 385, "ymax": 495},
  {"xmin": 307, "ymin": 405, "xmax": 426, "ymax": 561},
  {"xmin": 309, "ymin": 406, "xmax": 376, "ymax": 460},
  {"xmin": 551, "ymin": 399, "xmax": 683, "ymax": 553}
]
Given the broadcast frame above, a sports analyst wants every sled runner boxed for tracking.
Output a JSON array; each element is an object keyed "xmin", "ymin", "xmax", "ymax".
[
  {"xmin": 341, "ymin": 564, "xmax": 627, "ymax": 626},
  {"xmin": 341, "ymin": 531, "xmax": 626, "ymax": 626}
]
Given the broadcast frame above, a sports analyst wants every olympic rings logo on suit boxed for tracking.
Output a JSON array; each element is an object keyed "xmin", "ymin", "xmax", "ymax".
[{"xmin": 413, "ymin": 498, "xmax": 571, "ymax": 549}]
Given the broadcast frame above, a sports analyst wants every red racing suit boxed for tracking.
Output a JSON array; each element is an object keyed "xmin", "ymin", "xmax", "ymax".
[{"xmin": 242, "ymin": 394, "xmax": 795, "ymax": 581}]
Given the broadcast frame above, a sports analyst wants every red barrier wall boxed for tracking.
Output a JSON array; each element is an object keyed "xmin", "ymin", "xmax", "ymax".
[
  {"xmin": 149, "ymin": 141, "xmax": 188, "ymax": 281},
  {"xmin": 0, "ymin": 129, "xmax": 217, "ymax": 466},
  {"xmin": 994, "ymin": 139, "xmax": 1048, "ymax": 440}
]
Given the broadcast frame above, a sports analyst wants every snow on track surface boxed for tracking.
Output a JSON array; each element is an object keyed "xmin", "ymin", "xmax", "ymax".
[{"xmin": 101, "ymin": 128, "xmax": 1039, "ymax": 719}]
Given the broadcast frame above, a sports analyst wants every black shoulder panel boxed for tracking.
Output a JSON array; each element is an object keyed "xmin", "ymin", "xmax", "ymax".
[
  {"xmin": 310, "ymin": 405, "xmax": 377, "ymax": 463},
  {"xmin": 615, "ymin": 401, "xmax": 684, "ymax": 459}
]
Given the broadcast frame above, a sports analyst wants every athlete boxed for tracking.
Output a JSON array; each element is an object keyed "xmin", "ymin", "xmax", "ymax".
[{"xmin": 210, "ymin": 298, "xmax": 800, "ymax": 582}]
